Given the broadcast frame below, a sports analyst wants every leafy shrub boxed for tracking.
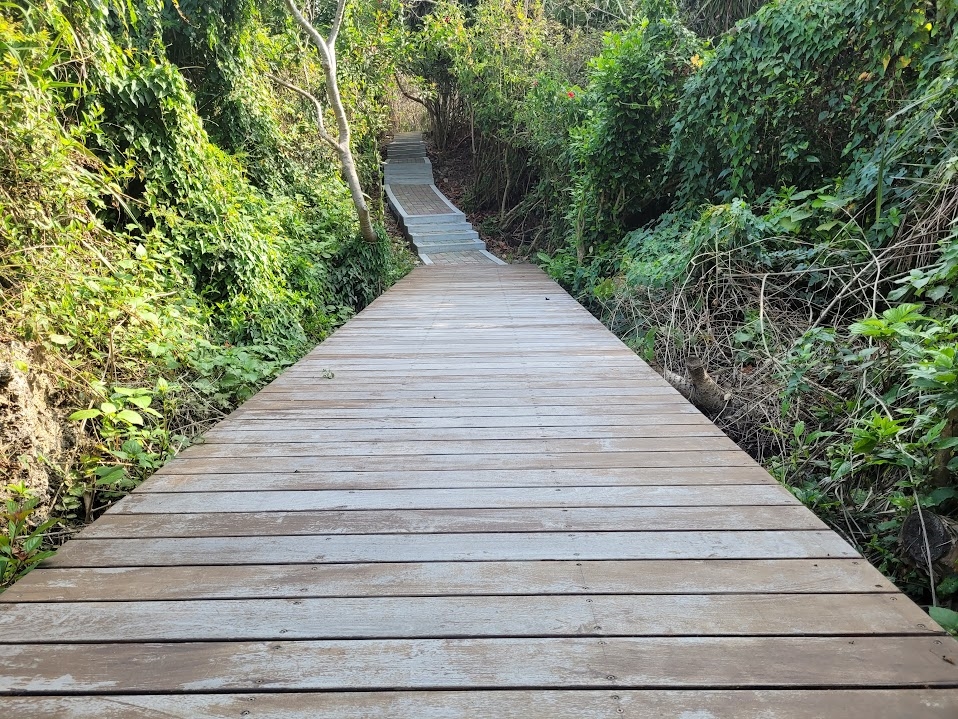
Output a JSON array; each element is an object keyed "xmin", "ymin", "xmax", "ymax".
[
  {"xmin": 1, "ymin": 483, "xmax": 56, "ymax": 587},
  {"xmin": 0, "ymin": 0, "xmax": 413, "ymax": 563},
  {"xmin": 568, "ymin": 17, "xmax": 702, "ymax": 255},
  {"xmin": 669, "ymin": 0, "xmax": 946, "ymax": 201}
]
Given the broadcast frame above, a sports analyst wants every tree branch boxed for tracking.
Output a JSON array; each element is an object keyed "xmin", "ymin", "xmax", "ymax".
[
  {"xmin": 328, "ymin": 0, "xmax": 348, "ymax": 50},
  {"xmin": 283, "ymin": 0, "xmax": 332, "ymax": 66},
  {"xmin": 395, "ymin": 72, "xmax": 427, "ymax": 107},
  {"xmin": 267, "ymin": 73, "xmax": 340, "ymax": 150}
]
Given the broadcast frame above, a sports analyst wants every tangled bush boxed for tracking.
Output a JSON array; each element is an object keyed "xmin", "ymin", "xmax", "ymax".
[
  {"xmin": 407, "ymin": 0, "xmax": 958, "ymax": 604},
  {"xmin": 0, "ymin": 0, "xmax": 412, "ymax": 586}
]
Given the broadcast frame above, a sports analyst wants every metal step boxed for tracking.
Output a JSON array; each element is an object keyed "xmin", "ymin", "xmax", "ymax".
[
  {"xmin": 407, "ymin": 221, "xmax": 476, "ymax": 235},
  {"xmin": 412, "ymin": 238, "xmax": 486, "ymax": 254},
  {"xmin": 410, "ymin": 229, "xmax": 481, "ymax": 244}
]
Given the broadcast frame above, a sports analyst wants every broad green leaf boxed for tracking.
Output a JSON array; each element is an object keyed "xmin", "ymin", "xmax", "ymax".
[
  {"xmin": 116, "ymin": 409, "xmax": 144, "ymax": 425},
  {"xmin": 928, "ymin": 285, "xmax": 949, "ymax": 301},
  {"xmin": 882, "ymin": 303, "xmax": 925, "ymax": 324},
  {"xmin": 69, "ymin": 409, "xmax": 101, "ymax": 421},
  {"xmin": 924, "ymin": 487, "xmax": 958, "ymax": 507},
  {"xmin": 94, "ymin": 468, "xmax": 126, "ymax": 485},
  {"xmin": 23, "ymin": 536, "xmax": 42, "ymax": 554},
  {"xmin": 929, "ymin": 606, "xmax": 958, "ymax": 634},
  {"xmin": 937, "ymin": 575, "xmax": 958, "ymax": 598}
]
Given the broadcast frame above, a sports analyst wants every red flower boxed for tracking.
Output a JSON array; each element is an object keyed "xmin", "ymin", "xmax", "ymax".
[{"xmin": 567, "ymin": 91, "xmax": 575, "ymax": 98}]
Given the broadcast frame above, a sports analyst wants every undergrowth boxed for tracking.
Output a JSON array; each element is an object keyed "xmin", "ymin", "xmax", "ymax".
[
  {"xmin": 405, "ymin": 0, "xmax": 958, "ymax": 607},
  {"xmin": 0, "ymin": 0, "xmax": 413, "ymax": 587}
]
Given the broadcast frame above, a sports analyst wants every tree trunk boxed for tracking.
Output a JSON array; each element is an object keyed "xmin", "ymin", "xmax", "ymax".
[
  {"xmin": 322, "ymin": 56, "xmax": 377, "ymax": 244},
  {"xmin": 282, "ymin": 0, "xmax": 378, "ymax": 244}
]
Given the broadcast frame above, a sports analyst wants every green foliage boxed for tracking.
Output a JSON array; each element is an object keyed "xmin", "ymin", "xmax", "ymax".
[
  {"xmin": 669, "ymin": 0, "xmax": 946, "ymax": 202},
  {"xmin": 930, "ymin": 605, "xmax": 958, "ymax": 635},
  {"xmin": 546, "ymin": 0, "xmax": 672, "ymax": 28},
  {"xmin": 568, "ymin": 17, "xmax": 701, "ymax": 254},
  {"xmin": 1, "ymin": 484, "xmax": 56, "ymax": 587},
  {"xmin": 0, "ymin": 0, "xmax": 412, "ymax": 560},
  {"xmin": 64, "ymin": 384, "xmax": 172, "ymax": 518}
]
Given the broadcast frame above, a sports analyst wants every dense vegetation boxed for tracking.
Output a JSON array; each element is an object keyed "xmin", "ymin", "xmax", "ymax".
[
  {"xmin": 402, "ymin": 0, "xmax": 958, "ymax": 613},
  {"xmin": 4, "ymin": 0, "xmax": 958, "ymax": 624},
  {"xmin": 0, "ymin": 0, "xmax": 413, "ymax": 585}
]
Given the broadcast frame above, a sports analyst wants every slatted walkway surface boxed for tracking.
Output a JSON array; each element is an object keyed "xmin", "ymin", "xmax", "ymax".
[
  {"xmin": 3, "ymin": 265, "xmax": 958, "ymax": 717},
  {"xmin": 384, "ymin": 131, "xmax": 504, "ymax": 264}
]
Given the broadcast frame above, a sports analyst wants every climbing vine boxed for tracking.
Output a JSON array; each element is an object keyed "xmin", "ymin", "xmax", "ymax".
[
  {"xmin": 0, "ymin": 0, "xmax": 412, "ymax": 586},
  {"xmin": 402, "ymin": 0, "xmax": 958, "ymax": 604}
]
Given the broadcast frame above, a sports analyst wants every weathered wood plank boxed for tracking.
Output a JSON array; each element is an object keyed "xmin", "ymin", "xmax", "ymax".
[
  {"xmin": 263, "ymin": 372, "xmax": 657, "ymax": 382},
  {"xmin": 201, "ymin": 424, "xmax": 721, "ymax": 444},
  {"xmin": 280, "ymin": 350, "xmax": 652, "ymax": 359},
  {"xmin": 0, "ymin": 593, "xmax": 934, "ymax": 642},
  {"xmin": 77, "ymin": 506, "xmax": 825, "ymax": 538},
  {"xmin": 3, "ymin": 689, "xmax": 958, "ymax": 719},
  {"xmin": 252, "ymin": 388, "xmax": 684, "ymax": 401},
  {"xmin": 161, "ymin": 451, "xmax": 757, "ymax": 473},
  {"xmin": 179, "ymin": 437, "xmax": 739, "ymax": 458},
  {"xmin": 136, "ymin": 466, "xmax": 777, "ymax": 492},
  {"xmin": 228, "ymin": 404, "xmax": 702, "ymax": 419},
  {"xmin": 250, "ymin": 378, "xmax": 680, "ymax": 389},
  {"xmin": 1, "ymin": 559, "xmax": 897, "ymax": 602},
  {"xmin": 112, "ymin": 485, "xmax": 797, "ymax": 514},
  {"xmin": 274, "ymin": 361, "xmax": 649, "ymax": 371},
  {"xmin": 239, "ymin": 396, "xmax": 689, "ymax": 408},
  {"xmin": 320, "ymin": 336, "xmax": 623, "ymax": 343},
  {"xmin": 2, "ymin": 637, "xmax": 956, "ymax": 693},
  {"xmin": 41, "ymin": 531, "xmax": 856, "ymax": 568},
  {"xmin": 208, "ymin": 415, "xmax": 711, "ymax": 431}
]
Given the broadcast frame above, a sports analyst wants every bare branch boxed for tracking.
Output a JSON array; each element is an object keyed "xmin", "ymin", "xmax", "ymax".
[
  {"xmin": 394, "ymin": 73, "xmax": 427, "ymax": 107},
  {"xmin": 267, "ymin": 73, "xmax": 340, "ymax": 150},
  {"xmin": 328, "ymin": 0, "xmax": 348, "ymax": 50},
  {"xmin": 283, "ymin": 0, "xmax": 332, "ymax": 66}
]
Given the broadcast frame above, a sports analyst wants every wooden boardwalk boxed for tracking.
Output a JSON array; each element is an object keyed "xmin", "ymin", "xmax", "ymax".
[
  {"xmin": 384, "ymin": 131, "xmax": 503, "ymax": 264},
  {"xmin": 2, "ymin": 264, "xmax": 958, "ymax": 716}
]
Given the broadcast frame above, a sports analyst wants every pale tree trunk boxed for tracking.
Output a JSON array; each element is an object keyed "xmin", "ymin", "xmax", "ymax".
[{"xmin": 276, "ymin": 0, "xmax": 377, "ymax": 244}]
